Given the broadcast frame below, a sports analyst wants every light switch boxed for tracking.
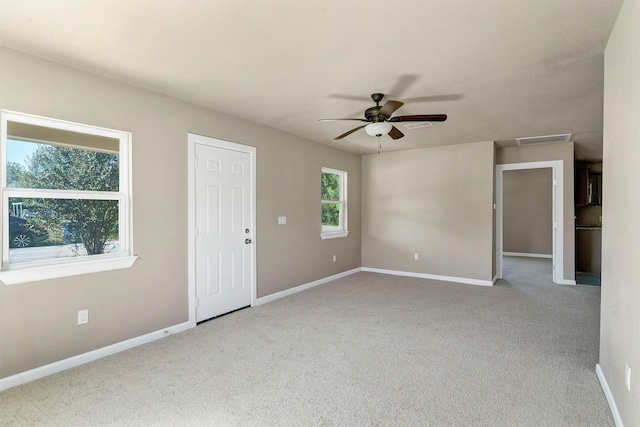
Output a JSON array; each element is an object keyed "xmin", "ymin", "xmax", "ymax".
[{"xmin": 278, "ymin": 216, "xmax": 287, "ymax": 225}]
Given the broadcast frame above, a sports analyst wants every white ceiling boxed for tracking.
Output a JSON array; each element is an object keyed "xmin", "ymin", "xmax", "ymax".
[{"xmin": 0, "ymin": 0, "xmax": 624, "ymax": 159}]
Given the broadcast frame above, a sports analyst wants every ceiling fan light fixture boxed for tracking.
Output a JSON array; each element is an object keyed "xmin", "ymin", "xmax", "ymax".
[{"xmin": 365, "ymin": 122, "xmax": 392, "ymax": 137}]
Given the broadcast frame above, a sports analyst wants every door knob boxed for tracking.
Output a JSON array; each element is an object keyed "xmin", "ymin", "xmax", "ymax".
[{"xmin": 245, "ymin": 238, "xmax": 252, "ymax": 244}]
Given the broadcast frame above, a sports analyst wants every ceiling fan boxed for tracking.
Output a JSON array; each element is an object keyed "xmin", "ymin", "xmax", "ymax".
[{"xmin": 319, "ymin": 93, "xmax": 447, "ymax": 140}]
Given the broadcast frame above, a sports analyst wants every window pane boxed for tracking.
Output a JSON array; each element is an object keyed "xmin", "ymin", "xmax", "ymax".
[
  {"xmin": 6, "ymin": 139, "xmax": 119, "ymax": 191},
  {"xmin": 322, "ymin": 203, "xmax": 341, "ymax": 228},
  {"xmin": 321, "ymin": 172, "xmax": 341, "ymax": 201},
  {"xmin": 8, "ymin": 197, "xmax": 120, "ymax": 265}
]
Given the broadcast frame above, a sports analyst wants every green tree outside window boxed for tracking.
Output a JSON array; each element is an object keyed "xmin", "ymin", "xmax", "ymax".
[
  {"xmin": 321, "ymin": 169, "xmax": 345, "ymax": 231},
  {"xmin": 8, "ymin": 144, "xmax": 119, "ymax": 255}
]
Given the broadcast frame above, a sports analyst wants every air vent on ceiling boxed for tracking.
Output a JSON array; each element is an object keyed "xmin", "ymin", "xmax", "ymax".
[
  {"xmin": 403, "ymin": 122, "xmax": 433, "ymax": 130},
  {"xmin": 516, "ymin": 133, "xmax": 572, "ymax": 146}
]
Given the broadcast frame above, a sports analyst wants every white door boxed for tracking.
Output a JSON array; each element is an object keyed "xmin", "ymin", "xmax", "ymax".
[{"xmin": 195, "ymin": 142, "xmax": 253, "ymax": 322}]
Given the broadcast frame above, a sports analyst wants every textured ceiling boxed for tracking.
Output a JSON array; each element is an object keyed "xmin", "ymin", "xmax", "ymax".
[{"xmin": 0, "ymin": 0, "xmax": 624, "ymax": 159}]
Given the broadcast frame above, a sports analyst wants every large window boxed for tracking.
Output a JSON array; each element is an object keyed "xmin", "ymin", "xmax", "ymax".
[
  {"xmin": 0, "ymin": 111, "xmax": 136, "ymax": 284},
  {"xmin": 321, "ymin": 167, "xmax": 349, "ymax": 239}
]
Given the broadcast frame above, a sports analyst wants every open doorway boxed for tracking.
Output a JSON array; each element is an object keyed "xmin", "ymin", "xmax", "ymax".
[
  {"xmin": 503, "ymin": 168, "xmax": 553, "ymax": 257},
  {"xmin": 501, "ymin": 168, "xmax": 553, "ymax": 282},
  {"xmin": 496, "ymin": 160, "xmax": 570, "ymax": 285}
]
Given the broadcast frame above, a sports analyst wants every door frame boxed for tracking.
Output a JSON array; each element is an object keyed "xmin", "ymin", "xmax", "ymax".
[
  {"xmin": 187, "ymin": 133, "xmax": 257, "ymax": 326},
  {"xmin": 495, "ymin": 160, "xmax": 571, "ymax": 285}
]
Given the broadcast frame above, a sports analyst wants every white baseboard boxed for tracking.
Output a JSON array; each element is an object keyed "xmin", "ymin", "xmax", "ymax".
[
  {"xmin": 596, "ymin": 364, "xmax": 624, "ymax": 427},
  {"xmin": 0, "ymin": 320, "xmax": 193, "ymax": 392},
  {"xmin": 0, "ymin": 265, "xmax": 549, "ymax": 392},
  {"xmin": 492, "ymin": 274, "xmax": 499, "ymax": 284},
  {"xmin": 503, "ymin": 252, "xmax": 553, "ymax": 259},
  {"xmin": 254, "ymin": 267, "xmax": 361, "ymax": 306},
  {"xmin": 557, "ymin": 279, "xmax": 577, "ymax": 285},
  {"xmin": 361, "ymin": 267, "xmax": 494, "ymax": 287},
  {"xmin": 2, "ymin": 266, "xmax": 361, "ymax": 391}
]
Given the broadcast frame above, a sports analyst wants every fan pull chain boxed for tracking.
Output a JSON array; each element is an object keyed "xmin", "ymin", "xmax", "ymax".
[{"xmin": 377, "ymin": 136, "xmax": 381, "ymax": 155}]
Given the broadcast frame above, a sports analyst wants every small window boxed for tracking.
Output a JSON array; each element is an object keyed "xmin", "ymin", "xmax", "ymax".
[
  {"xmin": 321, "ymin": 167, "xmax": 349, "ymax": 239},
  {"xmin": 0, "ymin": 111, "xmax": 136, "ymax": 284}
]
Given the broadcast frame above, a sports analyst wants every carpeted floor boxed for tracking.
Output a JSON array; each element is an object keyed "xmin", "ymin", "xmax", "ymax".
[{"xmin": 0, "ymin": 256, "xmax": 612, "ymax": 426}]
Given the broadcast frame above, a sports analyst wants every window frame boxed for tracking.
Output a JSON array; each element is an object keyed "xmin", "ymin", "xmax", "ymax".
[
  {"xmin": 0, "ymin": 110, "xmax": 136, "ymax": 285},
  {"xmin": 321, "ymin": 167, "xmax": 349, "ymax": 240}
]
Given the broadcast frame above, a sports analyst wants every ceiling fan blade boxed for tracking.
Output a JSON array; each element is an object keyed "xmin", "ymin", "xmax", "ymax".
[
  {"xmin": 334, "ymin": 125, "xmax": 367, "ymax": 140},
  {"xmin": 378, "ymin": 100, "xmax": 404, "ymax": 119},
  {"xmin": 319, "ymin": 118, "xmax": 366, "ymax": 122},
  {"xmin": 388, "ymin": 126, "xmax": 404, "ymax": 140},
  {"xmin": 387, "ymin": 74, "xmax": 420, "ymax": 99},
  {"xmin": 402, "ymin": 94, "xmax": 463, "ymax": 103},
  {"xmin": 328, "ymin": 94, "xmax": 371, "ymax": 102},
  {"xmin": 389, "ymin": 114, "xmax": 447, "ymax": 122}
]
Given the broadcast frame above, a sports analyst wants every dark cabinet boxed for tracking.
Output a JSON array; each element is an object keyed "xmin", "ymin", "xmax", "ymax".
[
  {"xmin": 576, "ymin": 166, "xmax": 589, "ymax": 206},
  {"xmin": 589, "ymin": 172, "xmax": 602, "ymax": 205},
  {"xmin": 576, "ymin": 228, "xmax": 602, "ymax": 274},
  {"xmin": 575, "ymin": 161, "xmax": 603, "ymax": 276},
  {"xmin": 575, "ymin": 164, "xmax": 602, "ymax": 206}
]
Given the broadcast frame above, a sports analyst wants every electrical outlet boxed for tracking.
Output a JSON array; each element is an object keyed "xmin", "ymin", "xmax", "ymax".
[
  {"xmin": 77, "ymin": 309, "xmax": 88, "ymax": 325},
  {"xmin": 332, "ymin": 255, "xmax": 336, "ymax": 263},
  {"xmin": 278, "ymin": 216, "xmax": 286, "ymax": 225},
  {"xmin": 414, "ymin": 253, "xmax": 419, "ymax": 260},
  {"xmin": 626, "ymin": 363, "xmax": 631, "ymax": 391}
]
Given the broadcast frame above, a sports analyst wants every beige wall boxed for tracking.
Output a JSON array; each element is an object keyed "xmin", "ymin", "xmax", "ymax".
[
  {"xmin": 496, "ymin": 142, "xmax": 575, "ymax": 281},
  {"xmin": 601, "ymin": 0, "xmax": 640, "ymax": 423},
  {"xmin": 362, "ymin": 141, "xmax": 495, "ymax": 282},
  {"xmin": 503, "ymin": 168, "xmax": 553, "ymax": 255},
  {"xmin": 256, "ymin": 137, "xmax": 361, "ymax": 297},
  {"xmin": 0, "ymin": 47, "xmax": 361, "ymax": 378}
]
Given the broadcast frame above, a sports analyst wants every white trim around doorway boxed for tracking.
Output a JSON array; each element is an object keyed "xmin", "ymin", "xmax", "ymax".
[{"xmin": 496, "ymin": 160, "xmax": 574, "ymax": 285}]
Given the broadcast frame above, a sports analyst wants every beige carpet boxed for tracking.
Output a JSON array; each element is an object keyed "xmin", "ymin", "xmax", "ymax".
[{"xmin": 1, "ymin": 256, "xmax": 612, "ymax": 426}]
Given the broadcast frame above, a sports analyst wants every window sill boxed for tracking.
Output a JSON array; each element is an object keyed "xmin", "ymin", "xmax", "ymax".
[
  {"xmin": 320, "ymin": 230, "xmax": 350, "ymax": 240},
  {"xmin": 0, "ymin": 255, "xmax": 138, "ymax": 285}
]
